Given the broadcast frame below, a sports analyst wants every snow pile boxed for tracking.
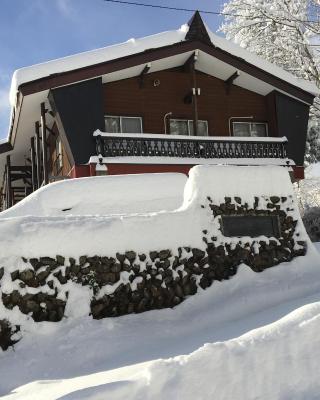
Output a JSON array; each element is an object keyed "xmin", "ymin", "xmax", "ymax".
[
  {"xmin": 1, "ymin": 248, "xmax": 320, "ymax": 399},
  {"xmin": 0, "ymin": 165, "xmax": 319, "ymax": 399},
  {"xmin": 294, "ymin": 163, "xmax": 320, "ymax": 242},
  {"xmin": 0, "ymin": 165, "xmax": 305, "ymax": 259},
  {"xmin": 0, "ymin": 173, "xmax": 186, "ymax": 218},
  {"xmin": 305, "ymin": 162, "xmax": 320, "ymax": 179}
]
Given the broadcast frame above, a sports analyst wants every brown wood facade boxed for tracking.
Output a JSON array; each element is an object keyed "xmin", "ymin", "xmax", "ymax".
[{"xmin": 104, "ymin": 68, "xmax": 271, "ymax": 137}]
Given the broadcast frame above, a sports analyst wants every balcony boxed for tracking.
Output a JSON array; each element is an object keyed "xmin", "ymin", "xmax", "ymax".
[{"xmin": 94, "ymin": 132, "xmax": 290, "ymax": 165}]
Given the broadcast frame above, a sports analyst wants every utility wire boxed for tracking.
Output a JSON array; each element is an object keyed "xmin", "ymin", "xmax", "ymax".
[
  {"xmin": 101, "ymin": 0, "xmax": 237, "ymax": 17},
  {"xmin": 102, "ymin": 0, "xmax": 320, "ymax": 24}
]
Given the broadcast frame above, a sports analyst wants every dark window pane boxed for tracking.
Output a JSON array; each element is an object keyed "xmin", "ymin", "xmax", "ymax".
[
  {"xmin": 189, "ymin": 120, "xmax": 208, "ymax": 136},
  {"xmin": 233, "ymin": 122, "xmax": 250, "ymax": 137},
  {"xmin": 105, "ymin": 117, "xmax": 120, "ymax": 133},
  {"xmin": 121, "ymin": 117, "xmax": 142, "ymax": 133},
  {"xmin": 251, "ymin": 123, "xmax": 267, "ymax": 137},
  {"xmin": 170, "ymin": 120, "xmax": 189, "ymax": 135}
]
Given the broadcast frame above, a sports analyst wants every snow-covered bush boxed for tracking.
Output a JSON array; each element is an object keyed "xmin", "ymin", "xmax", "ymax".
[{"xmin": 302, "ymin": 207, "xmax": 320, "ymax": 242}]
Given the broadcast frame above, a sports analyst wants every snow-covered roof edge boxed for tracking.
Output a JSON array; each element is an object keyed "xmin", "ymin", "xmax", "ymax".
[
  {"xmin": 8, "ymin": 12, "xmax": 319, "ymax": 107},
  {"xmin": 205, "ymin": 23, "xmax": 319, "ymax": 98}
]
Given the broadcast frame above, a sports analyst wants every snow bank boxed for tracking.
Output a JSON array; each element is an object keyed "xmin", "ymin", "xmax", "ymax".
[
  {"xmin": 305, "ymin": 162, "xmax": 320, "ymax": 179},
  {"xmin": 0, "ymin": 173, "xmax": 186, "ymax": 218},
  {"xmin": 0, "ymin": 165, "xmax": 303, "ymax": 259},
  {"xmin": 1, "ymin": 248, "xmax": 320, "ymax": 399},
  {"xmin": 183, "ymin": 164, "xmax": 294, "ymax": 207}
]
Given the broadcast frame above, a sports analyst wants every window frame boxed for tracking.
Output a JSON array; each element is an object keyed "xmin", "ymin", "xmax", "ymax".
[
  {"xmin": 104, "ymin": 115, "xmax": 143, "ymax": 134},
  {"xmin": 232, "ymin": 121, "xmax": 269, "ymax": 138},
  {"xmin": 169, "ymin": 118, "xmax": 209, "ymax": 137}
]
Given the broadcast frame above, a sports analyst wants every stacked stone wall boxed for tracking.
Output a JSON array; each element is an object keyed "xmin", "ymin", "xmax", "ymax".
[{"xmin": 0, "ymin": 195, "xmax": 305, "ymax": 330}]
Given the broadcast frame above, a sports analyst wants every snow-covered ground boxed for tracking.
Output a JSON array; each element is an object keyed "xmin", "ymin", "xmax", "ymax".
[
  {"xmin": 1, "ymin": 246, "xmax": 320, "ymax": 400},
  {"xmin": 0, "ymin": 166, "xmax": 320, "ymax": 399}
]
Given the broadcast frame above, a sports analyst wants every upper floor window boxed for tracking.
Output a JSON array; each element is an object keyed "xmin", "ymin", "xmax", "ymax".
[
  {"xmin": 232, "ymin": 122, "xmax": 268, "ymax": 137},
  {"xmin": 105, "ymin": 116, "xmax": 142, "ymax": 134},
  {"xmin": 170, "ymin": 119, "xmax": 208, "ymax": 136}
]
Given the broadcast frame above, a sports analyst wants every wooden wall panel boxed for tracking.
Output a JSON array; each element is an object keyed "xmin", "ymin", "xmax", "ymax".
[
  {"xmin": 103, "ymin": 68, "xmax": 271, "ymax": 137},
  {"xmin": 48, "ymin": 123, "xmax": 72, "ymax": 177}
]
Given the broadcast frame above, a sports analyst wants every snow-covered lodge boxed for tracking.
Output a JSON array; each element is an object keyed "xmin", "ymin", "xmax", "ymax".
[{"xmin": 0, "ymin": 11, "xmax": 318, "ymax": 209}]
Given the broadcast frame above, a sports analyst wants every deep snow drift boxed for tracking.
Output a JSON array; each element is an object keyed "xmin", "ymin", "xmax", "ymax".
[
  {"xmin": 0, "ymin": 173, "xmax": 186, "ymax": 218},
  {"xmin": 1, "ymin": 248, "xmax": 320, "ymax": 400},
  {"xmin": 0, "ymin": 165, "xmax": 319, "ymax": 399}
]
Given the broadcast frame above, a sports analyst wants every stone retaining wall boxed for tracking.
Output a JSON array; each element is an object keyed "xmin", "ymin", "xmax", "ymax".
[{"xmin": 0, "ymin": 196, "xmax": 306, "ymax": 329}]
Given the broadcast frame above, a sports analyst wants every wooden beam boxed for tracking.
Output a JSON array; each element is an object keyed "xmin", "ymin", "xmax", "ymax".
[
  {"xmin": 225, "ymin": 71, "xmax": 240, "ymax": 94},
  {"xmin": 182, "ymin": 52, "xmax": 197, "ymax": 73},
  {"xmin": 10, "ymin": 166, "xmax": 32, "ymax": 172},
  {"xmin": 40, "ymin": 103, "xmax": 49, "ymax": 185},
  {"xmin": 30, "ymin": 137, "xmax": 37, "ymax": 191},
  {"xmin": 138, "ymin": 63, "xmax": 151, "ymax": 88},
  {"xmin": 191, "ymin": 65, "xmax": 199, "ymax": 136},
  {"xmin": 6, "ymin": 155, "xmax": 12, "ymax": 208},
  {"xmin": 35, "ymin": 122, "xmax": 42, "ymax": 189}
]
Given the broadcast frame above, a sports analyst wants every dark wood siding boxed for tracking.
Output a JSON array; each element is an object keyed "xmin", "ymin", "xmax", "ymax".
[{"xmin": 103, "ymin": 69, "xmax": 270, "ymax": 136}]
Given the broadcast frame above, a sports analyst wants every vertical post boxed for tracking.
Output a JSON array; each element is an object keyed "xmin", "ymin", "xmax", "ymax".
[
  {"xmin": 6, "ymin": 155, "xmax": 12, "ymax": 208},
  {"xmin": 41, "ymin": 102, "xmax": 49, "ymax": 185},
  {"xmin": 35, "ymin": 122, "xmax": 42, "ymax": 188},
  {"xmin": 191, "ymin": 64, "xmax": 198, "ymax": 137},
  {"xmin": 30, "ymin": 137, "xmax": 37, "ymax": 191}
]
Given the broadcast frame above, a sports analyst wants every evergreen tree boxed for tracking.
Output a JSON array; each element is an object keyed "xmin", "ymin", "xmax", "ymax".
[{"xmin": 220, "ymin": 0, "xmax": 320, "ymax": 163}]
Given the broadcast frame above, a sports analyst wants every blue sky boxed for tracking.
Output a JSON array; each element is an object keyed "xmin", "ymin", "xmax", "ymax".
[{"xmin": 0, "ymin": 0, "xmax": 225, "ymax": 139}]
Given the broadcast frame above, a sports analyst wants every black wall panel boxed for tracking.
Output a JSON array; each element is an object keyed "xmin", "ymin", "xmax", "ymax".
[
  {"xmin": 50, "ymin": 78, "xmax": 105, "ymax": 164},
  {"xmin": 275, "ymin": 92, "xmax": 309, "ymax": 166}
]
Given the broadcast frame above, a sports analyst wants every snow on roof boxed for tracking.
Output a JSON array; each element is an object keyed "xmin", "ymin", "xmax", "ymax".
[
  {"xmin": 9, "ymin": 25, "xmax": 189, "ymax": 105},
  {"xmin": 9, "ymin": 16, "xmax": 318, "ymax": 106},
  {"xmin": 205, "ymin": 24, "xmax": 319, "ymax": 98}
]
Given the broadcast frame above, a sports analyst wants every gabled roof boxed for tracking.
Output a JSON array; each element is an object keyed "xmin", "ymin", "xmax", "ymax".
[
  {"xmin": 1, "ymin": 11, "xmax": 319, "ymax": 172},
  {"xmin": 9, "ymin": 10, "xmax": 318, "ymax": 106}
]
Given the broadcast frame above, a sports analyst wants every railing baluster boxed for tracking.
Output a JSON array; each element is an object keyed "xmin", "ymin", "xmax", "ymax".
[{"xmin": 96, "ymin": 135, "xmax": 288, "ymax": 163}]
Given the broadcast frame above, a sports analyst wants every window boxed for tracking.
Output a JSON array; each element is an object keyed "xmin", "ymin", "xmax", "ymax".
[
  {"xmin": 232, "ymin": 122, "xmax": 268, "ymax": 137},
  {"xmin": 170, "ymin": 119, "xmax": 208, "ymax": 136},
  {"xmin": 105, "ymin": 116, "xmax": 142, "ymax": 134}
]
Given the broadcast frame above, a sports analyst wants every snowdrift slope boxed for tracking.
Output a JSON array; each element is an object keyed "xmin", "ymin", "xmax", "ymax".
[{"xmin": 1, "ymin": 245, "xmax": 320, "ymax": 400}]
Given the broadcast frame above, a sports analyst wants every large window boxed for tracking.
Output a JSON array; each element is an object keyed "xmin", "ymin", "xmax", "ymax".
[
  {"xmin": 170, "ymin": 119, "xmax": 208, "ymax": 136},
  {"xmin": 232, "ymin": 122, "xmax": 268, "ymax": 137},
  {"xmin": 105, "ymin": 116, "xmax": 143, "ymax": 134}
]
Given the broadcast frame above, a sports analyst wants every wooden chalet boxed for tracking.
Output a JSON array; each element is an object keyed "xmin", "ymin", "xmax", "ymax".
[{"xmin": 0, "ymin": 11, "xmax": 318, "ymax": 209}]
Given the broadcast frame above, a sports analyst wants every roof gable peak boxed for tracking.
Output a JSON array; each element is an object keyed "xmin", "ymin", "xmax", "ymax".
[{"xmin": 185, "ymin": 11, "xmax": 212, "ymax": 46}]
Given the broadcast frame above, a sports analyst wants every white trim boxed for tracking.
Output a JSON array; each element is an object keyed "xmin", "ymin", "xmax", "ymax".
[
  {"xmin": 93, "ymin": 129, "xmax": 287, "ymax": 143},
  {"xmin": 89, "ymin": 155, "xmax": 294, "ymax": 167}
]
